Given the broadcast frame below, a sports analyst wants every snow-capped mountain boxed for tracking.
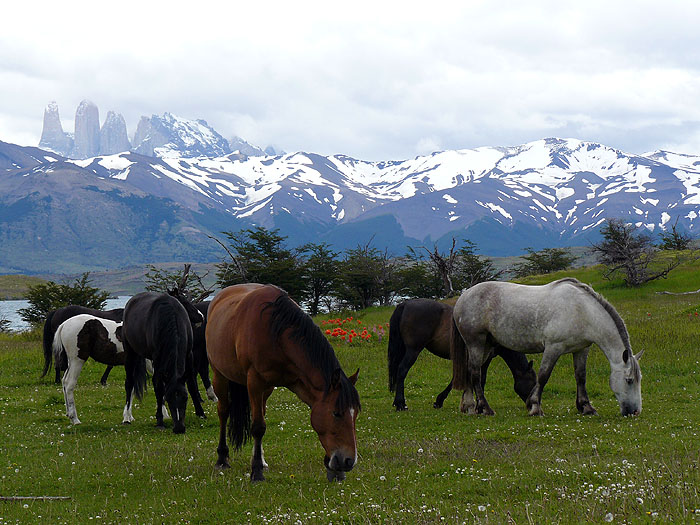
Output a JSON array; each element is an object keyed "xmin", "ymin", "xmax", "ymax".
[{"xmin": 1, "ymin": 135, "xmax": 699, "ymax": 273}]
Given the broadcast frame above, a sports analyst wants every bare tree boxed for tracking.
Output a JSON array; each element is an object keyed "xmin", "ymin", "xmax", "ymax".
[
  {"xmin": 659, "ymin": 217, "xmax": 694, "ymax": 251},
  {"xmin": 591, "ymin": 218, "xmax": 681, "ymax": 286},
  {"xmin": 408, "ymin": 238, "xmax": 458, "ymax": 297}
]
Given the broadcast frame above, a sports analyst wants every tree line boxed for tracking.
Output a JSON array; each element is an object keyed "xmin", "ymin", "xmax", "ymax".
[{"xmin": 11, "ymin": 217, "xmax": 695, "ymax": 328}]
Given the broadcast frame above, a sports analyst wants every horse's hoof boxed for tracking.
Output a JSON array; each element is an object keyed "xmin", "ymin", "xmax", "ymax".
[
  {"xmin": 528, "ymin": 406, "xmax": 544, "ymax": 416},
  {"xmin": 122, "ymin": 421, "xmax": 132, "ymax": 425},
  {"xmin": 579, "ymin": 404, "xmax": 598, "ymax": 416},
  {"xmin": 251, "ymin": 471, "xmax": 265, "ymax": 482},
  {"xmin": 215, "ymin": 461, "xmax": 230, "ymax": 470},
  {"xmin": 197, "ymin": 412, "xmax": 207, "ymax": 419},
  {"xmin": 394, "ymin": 404, "xmax": 408, "ymax": 411},
  {"xmin": 433, "ymin": 401, "xmax": 444, "ymax": 409}
]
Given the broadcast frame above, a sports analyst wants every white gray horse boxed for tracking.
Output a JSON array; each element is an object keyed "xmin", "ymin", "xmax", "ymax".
[{"xmin": 451, "ymin": 278, "xmax": 643, "ymax": 417}]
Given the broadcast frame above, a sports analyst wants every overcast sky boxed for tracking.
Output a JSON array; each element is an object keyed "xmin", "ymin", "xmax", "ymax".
[{"xmin": 2, "ymin": 1, "xmax": 700, "ymax": 160}]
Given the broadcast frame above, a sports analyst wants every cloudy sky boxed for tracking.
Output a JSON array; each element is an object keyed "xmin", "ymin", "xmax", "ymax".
[{"xmin": 2, "ymin": 1, "xmax": 700, "ymax": 160}]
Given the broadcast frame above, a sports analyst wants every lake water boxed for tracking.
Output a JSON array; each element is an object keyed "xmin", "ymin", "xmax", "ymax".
[{"xmin": 0, "ymin": 297, "xmax": 131, "ymax": 332}]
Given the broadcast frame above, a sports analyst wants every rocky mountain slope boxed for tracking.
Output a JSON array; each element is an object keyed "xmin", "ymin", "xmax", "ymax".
[{"xmin": 3, "ymin": 111, "xmax": 699, "ymax": 274}]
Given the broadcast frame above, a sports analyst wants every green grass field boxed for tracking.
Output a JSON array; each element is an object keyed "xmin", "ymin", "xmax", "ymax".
[{"xmin": 1, "ymin": 264, "xmax": 699, "ymax": 523}]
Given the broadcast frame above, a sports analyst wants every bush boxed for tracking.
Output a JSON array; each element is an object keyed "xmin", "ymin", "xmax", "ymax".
[{"xmin": 17, "ymin": 273, "xmax": 109, "ymax": 325}]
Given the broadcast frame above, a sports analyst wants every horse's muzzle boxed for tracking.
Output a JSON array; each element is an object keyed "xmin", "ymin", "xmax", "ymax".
[
  {"xmin": 621, "ymin": 404, "xmax": 641, "ymax": 417},
  {"xmin": 324, "ymin": 453, "xmax": 355, "ymax": 481}
]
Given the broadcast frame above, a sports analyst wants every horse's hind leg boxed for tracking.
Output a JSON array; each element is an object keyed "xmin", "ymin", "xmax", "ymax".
[
  {"xmin": 393, "ymin": 347, "xmax": 421, "ymax": 411},
  {"xmin": 212, "ymin": 370, "xmax": 231, "ymax": 469},
  {"xmin": 200, "ymin": 360, "xmax": 218, "ymax": 402},
  {"xmin": 62, "ymin": 358, "xmax": 85, "ymax": 425},
  {"xmin": 573, "ymin": 347, "xmax": 597, "ymax": 415},
  {"xmin": 248, "ymin": 374, "xmax": 271, "ymax": 482},
  {"xmin": 468, "ymin": 342, "xmax": 495, "ymax": 416}
]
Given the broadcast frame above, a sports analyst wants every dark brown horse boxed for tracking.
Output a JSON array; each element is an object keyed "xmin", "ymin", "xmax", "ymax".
[
  {"xmin": 388, "ymin": 298, "xmax": 536, "ymax": 411},
  {"xmin": 206, "ymin": 284, "xmax": 360, "ymax": 482}
]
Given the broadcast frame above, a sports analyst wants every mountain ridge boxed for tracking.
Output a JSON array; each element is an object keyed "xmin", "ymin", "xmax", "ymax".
[{"xmin": 2, "ymin": 120, "xmax": 699, "ymax": 273}]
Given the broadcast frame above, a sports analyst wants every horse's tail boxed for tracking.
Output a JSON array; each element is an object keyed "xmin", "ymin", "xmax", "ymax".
[
  {"xmin": 227, "ymin": 380, "xmax": 251, "ymax": 451},
  {"xmin": 154, "ymin": 302, "xmax": 186, "ymax": 401},
  {"xmin": 450, "ymin": 317, "xmax": 469, "ymax": 391},
  {"xmin": 51, "ymin": 322, "xmax": 65, "ymax": 365},
  {"xmin": 41, "ymin": 312, "xmax": 55, "ymax": 377},
  {"xmin": 387, "ymin": 302, "xmax": 407, "ymax": 392},
  {"xmin": 127, "ymin": 350, "xmax": 148, "ymax": 401}
]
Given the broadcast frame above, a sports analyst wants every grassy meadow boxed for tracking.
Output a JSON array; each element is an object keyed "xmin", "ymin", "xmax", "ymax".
[{"xmin": 1, "ymin": 263, "xmax": 699, "ymax": 523}]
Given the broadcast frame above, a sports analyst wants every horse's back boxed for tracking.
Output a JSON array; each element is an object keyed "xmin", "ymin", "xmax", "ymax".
[
  {"xmin": 206, "ymin": 284, "xmax": 281, "ymax": 382},
  {"xmin": 55, "ymin": 314, "xmax": 123, "ymax": 362},
  {"xmin": 455, "ymin": 280, "xmax": 595, "ymax": 352},
  {"xmin": 123, "ymin": 292, "xmax": 191, "ymax": 358},
  {"xmin": 399, "ymin": 299, "xmax": 453, "ymax": 358}
]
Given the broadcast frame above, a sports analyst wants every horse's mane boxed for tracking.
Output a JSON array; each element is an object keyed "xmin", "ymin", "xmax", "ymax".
[
  {"xmin": 262, "ymin": 290, "xmax": 361, "ymax": 412},
  {"xmin": 554, "ymin": 278, "xmax": 634, "ymax": 365}
]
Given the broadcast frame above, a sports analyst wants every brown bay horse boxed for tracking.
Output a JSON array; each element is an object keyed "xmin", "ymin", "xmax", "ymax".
[
  {"xmin": 206, "ymin": 284, "xmax": 361, "ymax": 482},
  {"xmin": 388, "ymin": 298, "xmax": 537, "ymax": 411}
]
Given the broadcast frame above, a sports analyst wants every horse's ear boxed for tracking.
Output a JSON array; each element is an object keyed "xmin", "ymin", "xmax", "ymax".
[
  {"xmin": 115, "ymin": 326, "xmax": 123, "ymax": 342},
  {"xmin": 348, "ymin": 368, "xmax": 359, "ymax": 385},
  {"xmin": 331, "ymin": 368, "xmax": 342, "ymax": 389},
  {"xmin": 528, "ymin": 360, "xmax": 534, "ymax": 370},
  {"xmin": 634, "ymin": 349, "xmax": 644, "ymax": 361},
  {"xmin": 622, "ymin": 349, "xmax": 629, "ymax": 363}
]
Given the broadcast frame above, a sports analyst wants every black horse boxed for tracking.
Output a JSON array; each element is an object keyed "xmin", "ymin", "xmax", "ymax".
[
  {"xmin": 121, "ymin": 289, "xmax": 204, "ymax": 433},
  {"xmin": 191, "ymin": 301, "xmax": 217, "ymax": 404},
  {"xmin": 388, "ymin": 298, "xmax": 536, "ymax": 411},
  {"xmin": 42, "ymin": 305, "xmax": 124, "ymax": 385}
]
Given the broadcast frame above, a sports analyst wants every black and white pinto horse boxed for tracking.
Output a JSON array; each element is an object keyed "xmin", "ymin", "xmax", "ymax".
[
  {"xmin": 42, "ymin": 305, "xmax": 124, "ymax": 385},
  {"xmin": 121, "ymin": 289, "xmax": 204, "ymax": 433},
  {"xmin": 52, "ymin": 314, "xmax": 126, "ymax": 425},
  {"xmin": 452, "ymin": 278, "xmax": 643, "ymax": 417}
]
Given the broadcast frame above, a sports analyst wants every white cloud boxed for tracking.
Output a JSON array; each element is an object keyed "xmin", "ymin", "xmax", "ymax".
[{"xmin": 2, "ymin": 1, "xmax": 700, "ymax": 160}]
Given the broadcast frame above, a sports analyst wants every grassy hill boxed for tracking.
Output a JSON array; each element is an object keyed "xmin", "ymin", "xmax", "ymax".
[
  {"xmin": 0, "ymin": 274, "xmax": 46, "ymax": 299},
  {"xmin": 0, "ymin": 262, "xmax": 698, "ymax": 522}
]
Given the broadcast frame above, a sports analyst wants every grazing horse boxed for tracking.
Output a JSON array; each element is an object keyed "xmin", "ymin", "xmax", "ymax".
[
  {"xmin": 451, "ymin": 278, "xmax": 643, "ymax": 417},
  {"xmin": 388, "ymin": 298, "xmax": 536, "ymax": 411},
  {"xmin": 42, "ymin": 306, "xmax": 123, "ymax": 385},
  {"xmin": 206, "ymin": 284, "xmax": 361, "ymax": 482},
  {"xmin": 121, "ymin": 289, "xmax": 204, "ymax": 433},
  {"xmin": 52, "ymin": 314, "xmax": 125, "ymax": 425}
]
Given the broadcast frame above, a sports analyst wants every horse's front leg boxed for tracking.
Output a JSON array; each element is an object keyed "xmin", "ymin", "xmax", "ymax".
[
  {"xmin": 62, "ymin": 358, "xmax": 85, "ymax": 425},
  {"xmin": 100, "ymin": 365, "xmax": 113, "ymax": 386},
  {"xmin": 185, "ymin": 352, "xmax": 206, "ymax": 418},
  {"xmin": 469, "ymin": 346, "xmax": 495, "ymax": 416},
  {"xmin": 393, "ymin": 347, "xmax": 421, "ymax": 411},
  {"xmin": 434, "ymin": 379, "xmax": 452, "ymax": 409},
  {"xmin": 153, "ymin": 374, "xmax": 166, "ymax": 428},
  {"xmin": 573, "ymin": 347, "xmax": 597, "ymax": 415},
  {"xmin": 527, "ymin": 347, "xmax": 563, "ymax": 416}
]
